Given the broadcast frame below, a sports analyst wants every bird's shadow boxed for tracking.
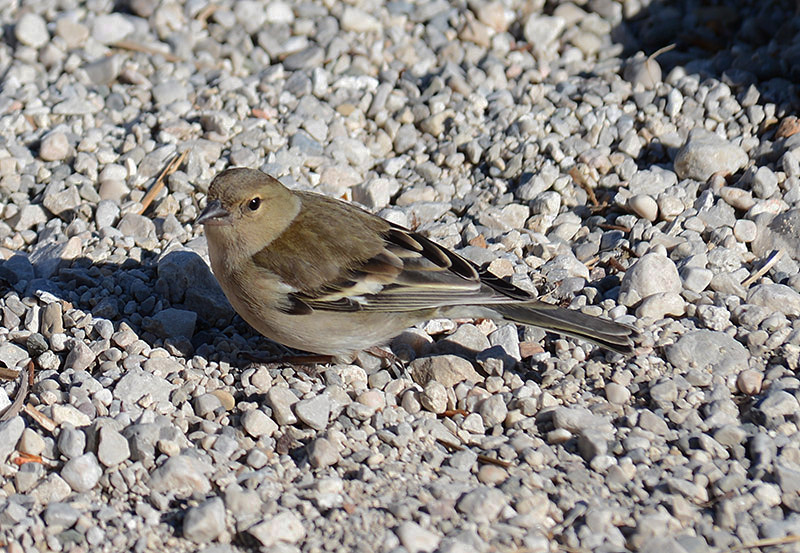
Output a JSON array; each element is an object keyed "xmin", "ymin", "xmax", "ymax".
[{"xmin": 1, "ymin": 246, "xmax": 285, "ymax": 371}]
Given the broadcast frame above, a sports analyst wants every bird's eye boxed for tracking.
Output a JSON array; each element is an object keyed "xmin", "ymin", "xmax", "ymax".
[{"xmin": 248, "ymin": 197, "xmax": 261, "ymax": 211}]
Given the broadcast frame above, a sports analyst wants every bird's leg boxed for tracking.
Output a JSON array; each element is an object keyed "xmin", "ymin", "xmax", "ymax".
[
  {"xmin": 364, "ymin": 346, "xmax": 398, "ymax": 364},
  {"xmin": 239, "ymin": 350, "xmax": 337, "ymax": 366}
]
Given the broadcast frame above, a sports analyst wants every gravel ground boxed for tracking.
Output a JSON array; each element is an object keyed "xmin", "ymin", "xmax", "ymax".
[{"xmin": 1, "ymin": 0, "xmax": 800, "ymax": 552}]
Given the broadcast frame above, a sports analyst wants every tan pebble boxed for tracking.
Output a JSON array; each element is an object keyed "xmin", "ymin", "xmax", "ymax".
[
  {"xmin": 776, "ymin": 115, "xmax": 800, "ymax": 138},
  {"xmin": 736, "ymin": 369, "xmax": 763, "ymax": 395},
  {"xmin": 211, "ymin": 389, "xmax": 235, "ymax": 410},
  {"xmin": 477, "ymin": 464, "xmax": 508, "ymax": 485},
  {"xmin": 719, "ymin": 186, "xmax": 755, "ymax": 211},
  {"xmin": 357, "ymin": 390, "xmax": 385, "ymax": 410}
]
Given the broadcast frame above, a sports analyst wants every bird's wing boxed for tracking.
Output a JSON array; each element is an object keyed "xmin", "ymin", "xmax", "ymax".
[{"xmin": 287, "ymin": 223, "xmax": 534, "ymax": 314}]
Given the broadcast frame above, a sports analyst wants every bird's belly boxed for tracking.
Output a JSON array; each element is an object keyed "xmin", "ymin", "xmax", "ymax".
[
  {"xmin": 247, "ymin": 307, "xmax": 423, "ymax": 356},
  {"xmin": 211, "ymin": 262, "xmax": 430, "ymax": 355}
]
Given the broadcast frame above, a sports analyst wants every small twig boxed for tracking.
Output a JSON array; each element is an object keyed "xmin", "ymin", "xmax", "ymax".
[
  {"xmin": 12, "ymin": 452, "xmax": 45, "ymax": 466},
  {"xmin": 196, "ymin": 3, "xmax": 220, "ymax": 24},
  {"xmin": 435, "ymin": 438, "xmax": 513, "ymax": 468},
  {"xmin": 583, "ymin": 256, "xmax": 600, "ymax": 270},
  {"xmin": 569, "ymin": 167, "xmax": 599, "ymax": 207},
  {"xmin": 0, "ymin": 362, "xmax": 30, "ymax": 422},
  {"xmin": 138, "ymin": 150, "xmax": 189, "ymax": 215},
  {"xmin": 111, "ymin": 40, "xmax": 182, "ymax": 63},
  {"xmin": 648, "ymin": 43, "xmax": 676, "ymax": 61},
  {"xmin": 731, "ymin": 535, "xmax": 800, "ymax": 552},
  {"xmin": 441, "ymin": 409, "xmax": 469, "ymax": 418},
  {"xmin": 741, "ymin": 249, "xmax": 784, "ymax": 287},
  {"xmin": 596, "ymin": 223, "xmax": 632, "ymax": 233},
  {"xmin": 606, "ymin": 257, "xmax": 627, "ymax": 273},
  {"xmin": 476, "ymin": 454, "xmax": 512, "ymax": 468},
  {"xmin": 23, "ymin": 404, "xmax": 56, "ymax": 433},
  {"xmin": 0, "ymin": 367, "xmax": 19, "ymax": 381}
]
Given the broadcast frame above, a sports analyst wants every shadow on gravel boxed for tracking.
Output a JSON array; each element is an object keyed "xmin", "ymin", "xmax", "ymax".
[
  {"xmin": 617, "ymin": 0, "xmax": 800, "ymax": 106},
  {"xmin": 2, "ymin": 249, "xmax": 287, "ymax": 370}
]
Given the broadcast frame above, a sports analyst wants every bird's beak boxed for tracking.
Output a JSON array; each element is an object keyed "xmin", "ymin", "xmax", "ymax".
[{"xmin": 196, "ymin": 200, "xmax": 232, "ymax": 226}]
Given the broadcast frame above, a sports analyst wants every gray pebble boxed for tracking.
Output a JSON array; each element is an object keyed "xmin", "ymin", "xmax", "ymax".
[
  {"xmin": 396, "ymin": 521, "xmax": 441, "ymax": 553},
  {"xmin": 145, "ymin": 308, "xmax": 197, "ymax": 339},
  {"xmin": 674, "ymin": 128, "xmax": 748, "ymax": 181},
  {"xmin": 61, "ymin": 452, "xmax": 102, "ymax": 492},
  {"xmin": 248, "ymin": 511, "xmax": 306, "ymax": 547},
  {"xmin": 57, "ymin": 423, "xmax": 86, "ymax": 459},
  {"xmin": 97, "ymin": 425, "xmax": 131, "ymax": 466},
  {"xmin": 479, "ymin": 395, "xmax": 508, "ymax": 427},
  {"xmin": 295, "ymin": 394, "xmax": 331, "ymax": 431},
  {"xmin": 183, "ymin": 497, "xmax": 226, "ymax": 543},
  {"xmin": 456, "ymin": 487, "xmax": 508, "ymax": 523},
  {"xmin": 666, "ymin": 330, "xmax": 748, "ymax": 376},
  {"xmin": 44, "ymin": 502, "xmax": 80, "ymax": 529},
  {"xmin": 267, "ymin": 387, "xmax": 299, "ymax": 425},
  {"xmin": 117, "ymin": 213, "xmax": 157, "ymax": 248},
  {"xmin": 65, "ymin": 339, "xmax": 95, "ymax": 371},
  {"xmin": 420, "ymin": 381, "xmax": 448, "ymax": 414},
  {"xmin": 307, "ymin": 437, "xmax": 339, "ymax": 468},
  {"xmin": 15, "ymin": 12, "xmax": 49, "ymax": 48},
  {"xmin": 115, "ymin": 368, "xmax": 175, "ymax": 406},
  {"xmin": 0, "ymin": 416, "xmax": 24, "ymax": 463},
  {"xmin": 619, "ymin": 253, "xmax": 682, "ymax": 306},
  {"xmin": 149, "ymin": 455, "xmax": 212, "ymax": 497},
  {"xmin": 39, "ymin": 132, "xmax": 70, "ymax": 161},
  {"xmin": 241, "ymin": 409, "xmax": 277, "ymax": 438},
  {"xmin": 747, "ymin": 283, "xmax": 800, "ymax": 316}
]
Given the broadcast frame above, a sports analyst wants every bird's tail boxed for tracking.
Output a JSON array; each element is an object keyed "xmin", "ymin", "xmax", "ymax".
[{"xmin": 490, "ymin": 302, "xmax": 636, "ymax": 354}]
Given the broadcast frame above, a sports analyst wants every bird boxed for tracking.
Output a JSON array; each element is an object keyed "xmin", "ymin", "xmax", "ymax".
[{"xmin": 196, "ymin": 167, "xmax": 636, "ymax": 358}]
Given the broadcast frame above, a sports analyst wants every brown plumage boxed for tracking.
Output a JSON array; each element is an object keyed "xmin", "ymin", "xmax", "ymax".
[{"xmin": 197, "ymin": 167, "xmax": 636, "ymax": 356}]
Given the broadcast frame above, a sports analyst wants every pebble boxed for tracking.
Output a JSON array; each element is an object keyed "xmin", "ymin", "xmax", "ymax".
[
  {"xmin": 65, "ymin": 339, "xmax": 95, "ymax": 371},
  {"xmin": 61, "ymin": 453, "xmax": 102, "ymax": 492},
  {"xmin": 396, "ymin": 521, "xmax": 441, "ymax": 553},
  {"xmin": 57, "ymin": 424, "xmax": 86, "ymax": 458},
  {"xmin": 91, "ymin": 13, "xmax": 135, "ymax": 44},
  {"xmin": 456, "ymin": 487, "xmax": 508, "ymax": 523},
  {"xmin": 747, "ymin": 284, "xmax": 800, "ymax": 316},
  {"xmin": 241, "ymin": 409, "xmax": 278, "ymax": 438},
  {"xmin": 307, "ymin": 437, "xmax": 339, "ymax": 468},
  {"xmin": 420, "ymin": 381, "xmax": 448, "ymax": 414},
  {"xmin": 479, "ymin": 395, "xmax": 508, "ymax": 427},
  {"xmin": 295, "ymin": 394, "xmax": 331, "ymax": 431},
  {"xmin": 39, "ymin": 132, "xmax": 70, "ymax": 161},
  {"xmin": 145, "ymin": 308, "xmax": 197, "ymax": 339},
  {"xmin": 619, "ymin": 253, "xmax": 682, "ymax": 306},
  {"xmin": 43, "ymin": 502, "xmax": 80, "ymax": 529},
  {"xmin": 674, "ymin": 129, "xmax": 748, "ymax": 181},
  {"xmin": 523, "ymin": 15, "xmax": 565, "ymax": 48},
  {"xmin": 149, "ymin": 455, "xmax": 212, "ymax": 497},
  {"xmin": 18, "ymin": 428, "xmax": 45, "ymax": 455},
  {"xmin": 183, "ymin": 497, "xmax": 226, "ymax": 543},
  {"xmin": 267, "ymin": 387, "xmax": 299, "ymax": 425},
  {"xmin": 605, "ymin": 382, "xmax": 631, "ymax": 405},
  {"xmin": 248, "ymin": 512, "xmax": 305, "ymax": 547},
  {"xmin": 97, "ymin": 426, "xmax": 131, "ymax": 466},
  {"xmin": 736, "ymin": 369, "xmax": 763, "ymax": 395},
  {"xmin": 666, "ymin": 330, "xmax": 749, "ymax": 376},
  {"xmin": 0, "ymin": 417, "xmax": 24, "ymax": 463},
  {"xmin": 628, "ymin": 194, "xmax": 658, "ymax": 222},
  {"xmin": 15, "ymin": 12, "xmax": 49, "ymax": 48},
  {"xmin": 635, "ymin": 292, "xmax": 685, "ymax": 319},
  {"xmin": 410, "ymin": 355, "xmax": 483, "ymax": 387}
]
